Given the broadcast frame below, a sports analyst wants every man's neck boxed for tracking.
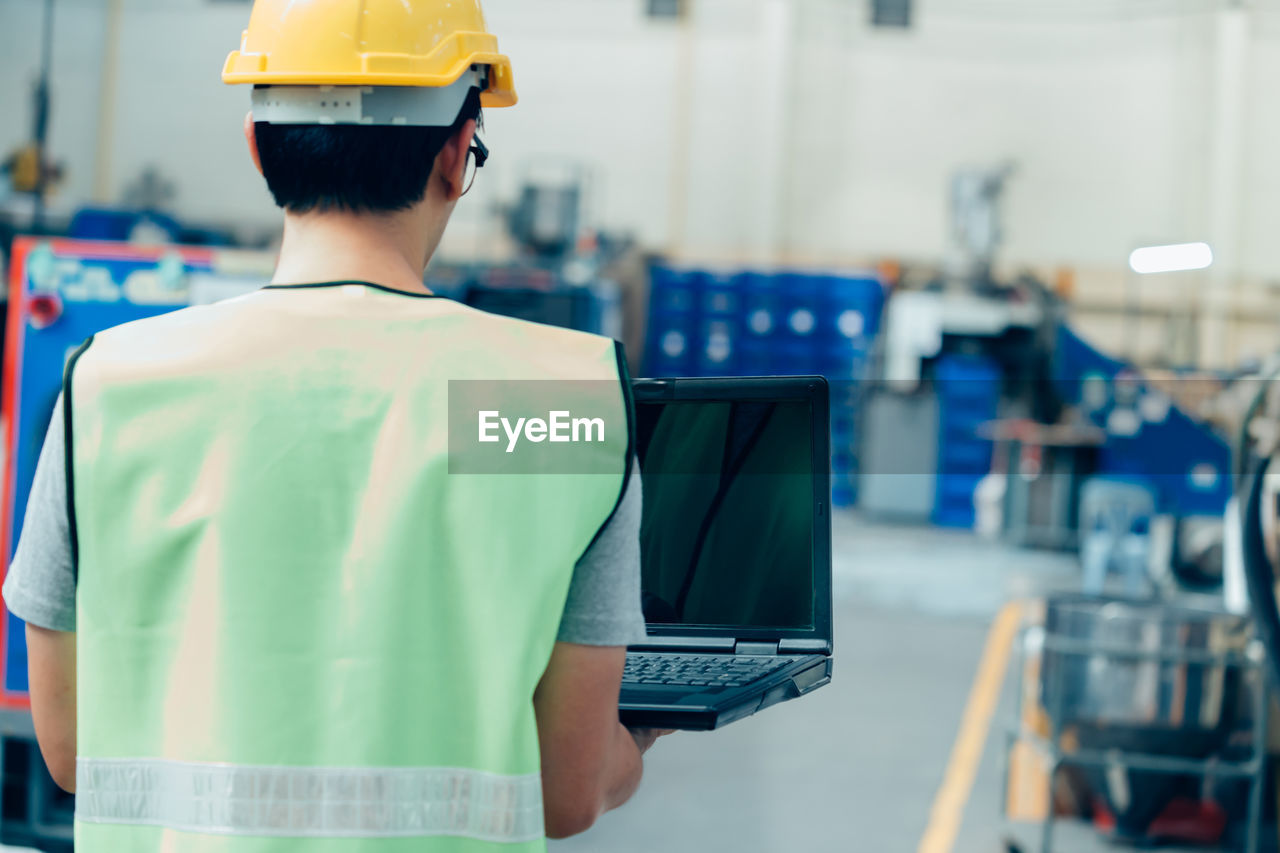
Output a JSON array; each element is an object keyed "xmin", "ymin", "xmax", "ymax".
[{"xmin": 271, "ymin": 207, "xmax": 439, "ymax": 295}]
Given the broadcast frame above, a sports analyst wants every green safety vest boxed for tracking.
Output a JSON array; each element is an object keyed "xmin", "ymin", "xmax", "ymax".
[{"xmin": 66, "ymin": 283, "xmax": 631, "ymax": 852}]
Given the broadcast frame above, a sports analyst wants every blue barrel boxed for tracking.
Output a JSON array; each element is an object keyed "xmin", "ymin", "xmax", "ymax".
[
  {"xmin": 820, "ymin": 274, "xmax": 884, "ymax": 344},
  {"xmin": 646, "ymin": 324, "xmax": 694, "ymax": 376},
  {"xmin": 932, "ymin": 355, "xmax": 999, "ymax": 528},
  {"xmin": 831, "ymin": 415, "xmax": 857, "ymax": 508},
  {"xmin": 700, "ymin": 270, "xmax": 740, "ymax": 318},
  {"xmin": 737, "ymin": 339, "xmax": 774, "ymax": 376},
  {"xmin": 645, "ymin": 265, "xmax": 699, "ymax": 376},
  {"xmin": 831, "ymin": 400, "xmax": 859, "ymax": 508},
  {"xmin": 740, "ymin": 272, "xmax": 780, "ymax": 328},
  {"xmin": 774, "ymin": 272, "xmax": 823, "ymax": 374},
  {"xmin": 778, "ymin": 272, "xmax": 823, "ymax": 341},
  {"xmin": 821, "ymin": 340, "xmax": 870, "ymax": 378},
  {"xmin": 736, "ymin": 272, "xmax": 779, "ymax": 376},
  {"xmin": 773, "ymin": 340, "xmax": 821, "ymax": 376},
  {"xmin": 650, "ymin": 265, "xmax": 697, "ymax": 314},
  {"xmin": 695, "ymin": 317, "xmax": 740, "ymax": 377}
]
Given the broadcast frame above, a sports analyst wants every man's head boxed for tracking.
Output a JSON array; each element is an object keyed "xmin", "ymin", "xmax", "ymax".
[
  {"xmin": 226, "ymin": 0, "xmax": 514, "ymax": 277},
  {"xmin": 246, "ymin": 88, "xmax": 482, "ymax": 216}
]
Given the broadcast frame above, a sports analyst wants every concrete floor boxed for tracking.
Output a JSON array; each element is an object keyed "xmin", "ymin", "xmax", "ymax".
[
  {"xmin": 551, "ymin": 512, "xmax": 1226, "ymax": 853},
  {"xmin": 0, "ymin": 511, "xmax": 1232, "ymax": 853}
]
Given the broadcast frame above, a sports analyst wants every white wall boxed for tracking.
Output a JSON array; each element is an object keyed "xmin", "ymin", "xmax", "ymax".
[
  {"xmin": 459, "ymin": 0, "xmax": 682, "ymax": 249},
  {"xmin": 789, "ymin": 6, "xmax": 1208, "ymax": 268},
  {"xmin": 5, "ymin": 0, "xmax": 1280, "ymax": 287},
  {"xmin": 1, "ymin": 0, "xmax": 108, "ymax": 209}
]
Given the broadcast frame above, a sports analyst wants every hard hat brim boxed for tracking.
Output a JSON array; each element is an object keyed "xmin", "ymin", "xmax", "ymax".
[{"xmin": 222, "ymin": 34, "xmax": 517, "ymax": 108}]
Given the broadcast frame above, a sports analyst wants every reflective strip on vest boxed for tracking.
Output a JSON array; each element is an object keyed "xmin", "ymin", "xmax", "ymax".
[{"xmin": 75, "ymin": 758, "xmax": 544, "ymax": 842}]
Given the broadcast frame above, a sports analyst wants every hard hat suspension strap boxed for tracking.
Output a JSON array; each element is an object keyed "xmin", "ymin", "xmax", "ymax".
[{"xmin": 250, "ymin": 68, "xmax": 486, "ymax": 127}]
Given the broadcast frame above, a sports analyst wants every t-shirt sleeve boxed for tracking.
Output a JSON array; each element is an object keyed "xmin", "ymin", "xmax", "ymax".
[
  {"xmin": 2, "ymin": 394, "xmax": 77, "ymax": 632},
  {"xmin": 556, "ymin": 465, "xmax": 646, "ymax": 647}
]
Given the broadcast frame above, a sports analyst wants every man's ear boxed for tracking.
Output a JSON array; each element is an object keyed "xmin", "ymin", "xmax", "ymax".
[
  {"xmin": 436, "ymin": 119, "xmax": 477, "ymax": 202},
  {"xmin": 244, "ymin": 112, "xmax": 263, "ymax": 176}
]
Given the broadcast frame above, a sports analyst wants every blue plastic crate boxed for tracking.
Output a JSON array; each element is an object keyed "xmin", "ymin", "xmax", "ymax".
[
  {"xmin": 832, "ymin": 479, "xmax": 857, "ymax": 508},
  {"xmin": 819, "ymin": 341, "xmax": 870, "ymax": 379},
  {"xmin": 936, "ymin": 355, "xmax": 1001, "ymax": 402},
  {"xmin": 650, "ymin": 266, "xmax": 698, "ymax": 314},
  {"xmin": 777, "ymin": 272, "xmax": 824, "ymax": 343},
  {"xmin": 739, "ymin": 272, "xmax": 780, "ymax": 342},
  {"xmin": 694, "ymin": 317, "xmax": 740, "ymax": 376},
  {"xmin": 738, "ymin": 339, "xmax": 777, "ymax": 375},
  {"xmin": 645, "ymin": 265, "xmax": 701, "ymax": 375},
  {"xmin": 941, "ymin": 413, "xmax": 993, "ymax": 437},
  {"xmin": 827, "ymin": 377, "xmax": 865, "ymax": 412},
  {"xmin": 773, "ymin": 340, "xmax": 822, "ymax": 376},
  {"xmin": 647, "ymin": 264, "xmax": 886, "ymax": 385},
  {"xmin": 645, "ymin": 321, "xmax": 695, "ymax": 376},
  {"xmin": 700, "ymin": 271, "xmax": 741, "ymax": 317},
  {"xmin": 820, "ymin": 274, "xmax": 885, "ymax": 344},
  {"xmin": 939, "ymin": 440, "xmax": 993, "ymax": 474},
  {"xmin": 933, "ymin": 472, "xmax": 985, "ymax": 528},
  {"xmin": 69, "ymin": 206, "xmax": 184, "ymax": 243},
  {"xmin": 932, "ymin": 355, "xmax": 999, "ymax": 527}
]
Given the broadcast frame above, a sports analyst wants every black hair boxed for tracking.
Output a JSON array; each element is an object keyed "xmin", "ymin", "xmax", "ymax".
[{"xmin": 254, "ymin": 88, "xmax": 482, "ymax": 214}]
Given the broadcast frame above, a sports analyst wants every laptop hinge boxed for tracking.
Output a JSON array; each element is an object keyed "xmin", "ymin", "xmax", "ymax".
[
  {"xmin": 778, "ymin": 638, "xmax": 832, "ymax": 655},
  {"xmin": 734, "ymin": 640, "xmax": 780, "ymax": 656}
]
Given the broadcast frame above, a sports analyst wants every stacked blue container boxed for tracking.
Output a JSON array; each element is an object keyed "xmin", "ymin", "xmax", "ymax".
[
  {"xmin": 644, "ymin": 263, "xmax": 885, "ymax": 508},
  {"xmin": 817, "ymin": 273, "xmax": 883, "ymax": 506},
  {"xmin": 644, "ymin": 266, "xmax": 699, "ymax": 376},
  {"xmin": 696, "ymin": 270, "xmax": 742, "ymax": 376},
  {"xmin": 932, "ymin": 355, "xmax": 1000, "ymax": 528},
  {"xmin": 739, "ymin": 271, "xmax": 781, "ymax": 376}
]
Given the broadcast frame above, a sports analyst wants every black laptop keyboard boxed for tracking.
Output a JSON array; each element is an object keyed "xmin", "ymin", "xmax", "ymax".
[{"xmin": 622, "ymin": 653, "xmax": 789, "ymax": 688}]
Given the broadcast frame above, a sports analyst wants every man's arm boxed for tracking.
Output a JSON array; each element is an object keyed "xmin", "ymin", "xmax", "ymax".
[
  {"xmin": 1, "ymin": 396, "xmax": 79, "ymax": 792},
  {"xmin": 533, "ymin": 641, "xmax": 649, "ymax": 838},
  {"xmin": 537, "ymin": 466, "xmax": 657, "ymax": 837},
  {"xmin": 26, "ymin": 624, "xmax": 76, "ymax": 792}
]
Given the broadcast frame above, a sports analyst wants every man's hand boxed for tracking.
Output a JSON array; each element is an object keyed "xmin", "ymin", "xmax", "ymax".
[{"xmin": 628, "ymin": 728, "xmax": 675, "ymax": 755}]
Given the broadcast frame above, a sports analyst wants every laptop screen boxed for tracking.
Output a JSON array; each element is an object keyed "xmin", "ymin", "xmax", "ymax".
[{"xmin": 634, "ymin": 397, "xmax": 816, "ymax": 632}]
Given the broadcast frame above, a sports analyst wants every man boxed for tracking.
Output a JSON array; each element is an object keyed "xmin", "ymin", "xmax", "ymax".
[{"xmin": 2, "ymin": 1, "xmax": 664, "ymax": 849}]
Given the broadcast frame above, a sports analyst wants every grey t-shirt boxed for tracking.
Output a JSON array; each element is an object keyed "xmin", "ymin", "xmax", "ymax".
[{"xmin": 2, "ymin": 395, "xmax": 646, "ymax": 646}]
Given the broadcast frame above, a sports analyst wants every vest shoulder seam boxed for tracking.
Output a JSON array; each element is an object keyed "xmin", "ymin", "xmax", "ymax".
[
  {"xmin": 64, "ymin": 335, "xmax": 95, "ymax": 581},
  {"xmin": 576, "ymin": 339, "xmax": 634, "ymax": 564}
]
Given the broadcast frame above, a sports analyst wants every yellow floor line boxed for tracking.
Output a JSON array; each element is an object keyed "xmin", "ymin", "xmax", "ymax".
[{"xmin": 917, "ymin": 600, "xmax": 1025, "ymax": 853}]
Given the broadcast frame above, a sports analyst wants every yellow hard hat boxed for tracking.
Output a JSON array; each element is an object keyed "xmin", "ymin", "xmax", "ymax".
[{"xmin": 222, "ymin": 0, "xmax": 516, "ymax": 109}]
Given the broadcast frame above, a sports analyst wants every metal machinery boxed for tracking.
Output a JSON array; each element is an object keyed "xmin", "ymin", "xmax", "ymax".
[
  {"xmin": 432, "ymin": 162, "xmax": 629, "ymax": 344},
  {"xmin": 866, "ymin": 162, "xmax": 1239, "ymax": 556},
  {"xmin": 1235, "ymin": 363, "xmax": 1280, "ymax": 849},
  {"xmin": 862, "ymin": 163, "xmax": 1062, "ymax": 528},
  {"xmin": 995, "ymin": 360, "xmax": 1277, "ymax": 852},
  {"xmin": 947, "ymin": 162, "xmax": 1017, "ymax": 292},
  {"xmin": 0, "ymin": 239, "xmax": 275, "ymax": 850}
]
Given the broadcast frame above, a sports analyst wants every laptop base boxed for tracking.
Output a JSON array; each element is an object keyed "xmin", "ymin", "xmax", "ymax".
[{"xmin": 619, "ymin": 655, "xmax": 831, "ymax": 731}]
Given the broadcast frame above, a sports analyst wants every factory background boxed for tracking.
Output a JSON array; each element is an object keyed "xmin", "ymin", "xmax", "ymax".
[
  {"xmin": 8, "ymin": 1, "xmax": 1280, "ymax": 852},
  {"xmin": 13, "ymin": 2, "xmax": 1280, "ymax": 343}
]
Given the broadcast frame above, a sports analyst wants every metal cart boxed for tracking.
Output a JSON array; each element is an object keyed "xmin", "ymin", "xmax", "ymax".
[{"xmin": 1004, "ymin": 597, "xmax": 1269, "ymax": 853}]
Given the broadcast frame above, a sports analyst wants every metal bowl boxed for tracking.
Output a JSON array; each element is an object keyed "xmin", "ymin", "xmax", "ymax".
[{"xmin": 1041, "ymin": 594, "xmax": 1249, "ymax": 742}]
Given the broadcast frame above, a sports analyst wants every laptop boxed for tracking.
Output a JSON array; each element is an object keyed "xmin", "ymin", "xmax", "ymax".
[{"xmin": 618, "ymin": 376, "xmax": 833, "ymax": 731}]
